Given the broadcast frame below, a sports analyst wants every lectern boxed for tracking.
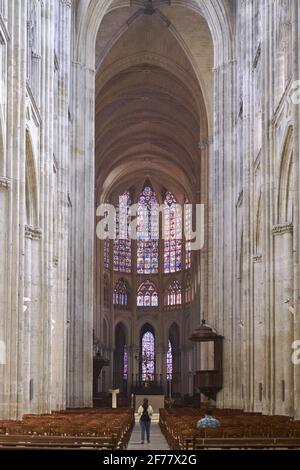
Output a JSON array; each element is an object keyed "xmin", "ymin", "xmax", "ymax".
[
  {"xmin": 189, "ymin": 320, "xmax": 224, "ymax": 401},
  {"xmin": 109, "ymin": 389, "xmax": 120, "ymax": 409}
]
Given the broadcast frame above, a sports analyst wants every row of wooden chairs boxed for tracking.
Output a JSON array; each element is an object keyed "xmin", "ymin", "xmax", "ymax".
[
  {"xmin": 0, "ymin": 408, "xmax": 134, "ymax": 450},
  {"xmin": 159, "ymin": 408, "xmax": 300, "ymax": 450}
]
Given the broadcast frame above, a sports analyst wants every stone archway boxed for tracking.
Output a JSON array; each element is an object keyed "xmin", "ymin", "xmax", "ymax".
[{"xmin": 68, "ymin": 0, "xmax": 234, "ymax": 409}]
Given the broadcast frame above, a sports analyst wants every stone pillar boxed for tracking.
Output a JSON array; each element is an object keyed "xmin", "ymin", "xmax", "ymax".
[
  {"xmin": 261, "ymin": 1, "xmax": 276, "ymax": 416},
  {"xmin": 68, "ymin": 56, "xmax": 95, "ymax": 407},
  {"xmin": 212, "ymin": 58, "xmax": 237, "ymax": 410},
  {"xmin": 3, "ymin": 0, "xmax": 27, "ymax": 420},
  {"xmin": 273, "ymin": 224, "xmax": 294, "ymax": 416},
  {"xmin": 0, "ymin": 178, "xmax": 10, "ymax": 418},
  {"xmin": 50, "ymin": 0, "xmax": 72, "ymax": 412}
]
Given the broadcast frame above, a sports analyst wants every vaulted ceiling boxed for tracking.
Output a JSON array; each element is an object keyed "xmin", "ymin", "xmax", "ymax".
[{"xmin": 95, "ymin": 2, "xmax": 213, "ymax": 202}]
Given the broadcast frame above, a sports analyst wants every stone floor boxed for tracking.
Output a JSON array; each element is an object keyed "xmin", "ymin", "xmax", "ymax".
[{"xmin": 128, "ymin": 414, "xmax": 170, "ymax": 450}]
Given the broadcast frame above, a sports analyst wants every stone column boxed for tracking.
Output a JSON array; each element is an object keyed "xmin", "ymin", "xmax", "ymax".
[
  {"xmin": 212, "ymin": 58, "xmax": 237, "ymax": 409},
  {"xmin": 50, "ymin": 0, "xmax": 72, "ymax": 412},
  {"xmin": 0, "ymin": 178, "xmax": 10, "ymax": 418},
  {"xmin": 4, "ymin": 0, "xmax": 27, "ymax": 420},
  {"xmin": 68, "ymin": 57, "xmax": 95, "ymax": 408},
  {"xmin": 261, "ymin": 0, "xmax": 276, "ymax": 416},
  {"xmin": 273, "ymin": 224, "xmax": 294, "ymax": 416}
]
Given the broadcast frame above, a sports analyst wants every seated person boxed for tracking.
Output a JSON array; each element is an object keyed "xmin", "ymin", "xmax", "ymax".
[{"xmin": 197, "ymin": 408, "xmax": 220, "ymax": 429}]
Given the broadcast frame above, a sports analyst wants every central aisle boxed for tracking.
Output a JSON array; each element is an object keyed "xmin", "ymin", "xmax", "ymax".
[{"xmin": 127, "ymin": 414, "xmax": 170, "ymax": 450}]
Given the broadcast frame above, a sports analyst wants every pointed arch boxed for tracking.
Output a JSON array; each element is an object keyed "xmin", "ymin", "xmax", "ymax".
[
  {"xmin": 113, "ymin": 278, "xmax": 129, "ymax": 306},
  {"xmin": 137, "ymin": 185, "xmax": 159, "ymax": 274},
  {"xmin": 164, "ymin": 280, "xmax": 182, "ymax": 308},
  {"xmin": 163, "ymin": 191, "xmax": 182, "ymax": 273},
  {"xmin": 166, "ymin": 339, "xmax": 173, "ymax": 381},
  {"xmin": 140, "ymin": 323, "xmax": 155, "ymax": 381},
  {"xmin": 75, "ymin": 0, "xmax": 233, "ymax": 69},
  {"xmin": 72, "ymin": 0, "xmax": 234, "ymax": 407},
  {"xmin": 113, "ymin": 190, "xmax": 131, "ymax": 273},
  {"xmin": 137, "ymin": 280, "xmax": 158, "ymax": 307}
]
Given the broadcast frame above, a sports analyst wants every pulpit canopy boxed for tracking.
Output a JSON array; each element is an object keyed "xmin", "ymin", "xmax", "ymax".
[{"xmin": 189, "ymin": 320, "xmax": 223, "ymax": 343}]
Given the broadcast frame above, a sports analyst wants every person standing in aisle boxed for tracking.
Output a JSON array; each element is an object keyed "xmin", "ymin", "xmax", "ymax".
[{"xmin": 137, "ymin": 397, "xmax": 153, "ymax": 444}]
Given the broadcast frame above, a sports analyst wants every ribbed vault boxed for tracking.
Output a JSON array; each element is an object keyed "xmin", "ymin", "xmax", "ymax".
[{"xmin": 95, "ymin": 5, "xmax": 210, "ymax": 201}]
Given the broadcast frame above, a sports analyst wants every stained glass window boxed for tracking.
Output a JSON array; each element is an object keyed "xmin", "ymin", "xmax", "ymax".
[
  {"xmin": 104, "ymin": 207, "xmax": 110, "ymax": 269},
  {"xmin": 164, "ymin": 192, "xmax": 182, "ymax": 273},
  {"xmin": 123, "ymin": 345, "xmax": 128, "ymax": 380},
  {"xmin": 104, "ymin": 239, "xmax": 110, "ymax": 269},
  {"xmin": 185, "ymin": 198, "xmax": 192, "ymax": 269},
  {"xmin": 164, "ymin": 280, "xmax": 182, "ymax": 307},
  {"xmin": 137, "ymin": 186, "xmax": 159, "ymax": 274},
  {"xmin": 137, "ymin": 281, "xmax": 158, "ymax": 307},
  {"xmin": 113, "ymin": 279, "xmax": 128, "ymax": 306},
  {"xmin": 114, "ymin": 192, "xmax": 131, "ymax": 273},
  {"xmin": 166, "ymin": 340, "xmax": 173, "ymax": 381},
  {"xmin": 185, "ymin": 275, "xmax": 192, "ymax": 304},
  {"xmin": 141, "ymin": 331, "xmax": 155, "ymax": 381}
]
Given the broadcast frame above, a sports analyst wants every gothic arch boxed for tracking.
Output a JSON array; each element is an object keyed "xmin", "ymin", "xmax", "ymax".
[
  {"xmin": 140, "ymin": 322, "xmax": 155, "ymax": 337},
  {"xmin": 114, "ymin": 321, "xmax": 128, "ymax": 343},
  {"xmin": 113, "ymin": 278, "xmax": 130, "ymax": 306},
  {"xmin": 75, "ymin": 0, "xmax": 233, "ymax": 68},
  {"xmin": 140, "ymin": 323, "xmax": 156, "ymax": 381},
  {"xmin": 69, "ymin": 0, "xmax": 234, "ymax": 407}
]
